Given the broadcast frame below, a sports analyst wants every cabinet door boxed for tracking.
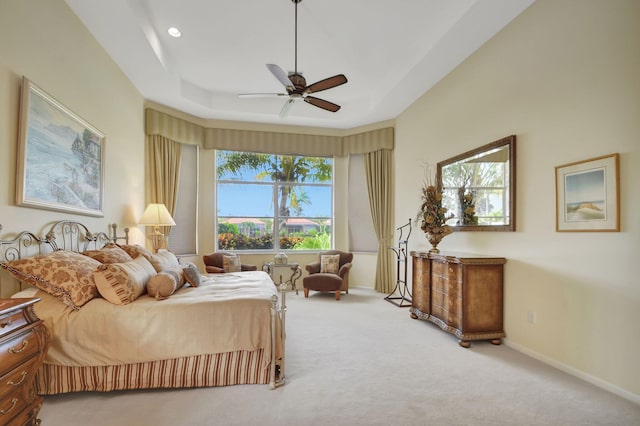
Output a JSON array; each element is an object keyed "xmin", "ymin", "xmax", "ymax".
[
  {"xmin": 461, "ymin": 264, "xmax": 504, "ymax": 333},
  {"xmin": 411, "ymin": 256, "xmax": 430, "ymax": 315},
  {"xmin": 430, "ymin": 260, "xmax": 447, "ymax": 321}
]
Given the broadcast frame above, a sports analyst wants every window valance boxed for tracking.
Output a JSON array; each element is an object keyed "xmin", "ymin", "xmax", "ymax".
[{"xmin": 145, "ymin": 108, "xmax": 393, "ymax": 156}]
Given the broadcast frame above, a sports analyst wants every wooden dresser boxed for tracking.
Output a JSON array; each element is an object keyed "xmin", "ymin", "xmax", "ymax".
[
  {"xmin": 410, "ymin": 251, "xmax": 506, "ymax": 348},
  {"xmin": 0, "ymin": 299, "xmax": 49, "ymax": 426}
]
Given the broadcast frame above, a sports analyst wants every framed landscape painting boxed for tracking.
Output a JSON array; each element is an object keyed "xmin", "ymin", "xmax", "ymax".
[
  {"xmin": 555, "ymin": 153, "xmax": 619, "ymax": 232},
  {"xmin": 17, "ymin": 78, "xmax": 105, "ymax": 217}
]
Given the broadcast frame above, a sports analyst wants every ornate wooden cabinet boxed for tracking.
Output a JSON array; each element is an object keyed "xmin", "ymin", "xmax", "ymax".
[
  {"xmin": 410, "ymin": 251, "xmax": 506, "ymax": 348},
  {"xmin": 0, "ymin": 298, "xmax": 49, "ymax": 426}
]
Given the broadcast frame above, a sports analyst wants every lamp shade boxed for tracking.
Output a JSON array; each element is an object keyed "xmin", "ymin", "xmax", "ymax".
[{"xmin": 139, "ymin": 203, "xmax": 176, "ymax": 226}]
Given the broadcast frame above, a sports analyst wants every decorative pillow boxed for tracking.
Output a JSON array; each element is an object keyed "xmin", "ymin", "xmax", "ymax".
[
  {"xmin": 83, "ymin": 243, "xmax": 134, "ymax": 264},
  {"xmin": 93, "ymin": 256, "xmax": 156, "ymax": 305},
  {"xmin": 222, "ymin": 254, "xmax": 241, "ymax": 272},
  {"xmin": 0, "ymin": 250, "xmax": 101, "ymax": 310},
  {"xmin": 117, "ymin": 244, "xmax": 154, "ymax": 262},
  {"xmin": 147, "ymin": 266, "xmax": 185, "ymax": 300},
  {"xmin": 320, "ymin": 254, "xmax": 341, "ymax": 274},
  {"xmin": 183, "ymin": 262, "xmax": 202, "ymax": 287},
  {"xmin": 148, "ymin": 249, "xmax": 180, "ymax": 272}
]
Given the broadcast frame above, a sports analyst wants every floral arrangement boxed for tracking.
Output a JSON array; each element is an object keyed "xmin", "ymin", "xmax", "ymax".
[
  {"xmin": 418, "ymin": 181, "xmax": 454, "ymax": 251},
  {"xmin": 458, "ymin": 186, "xmax": 478, "ymax": 225}
]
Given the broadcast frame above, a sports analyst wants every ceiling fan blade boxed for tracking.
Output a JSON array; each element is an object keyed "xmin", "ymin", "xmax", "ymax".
[
  {"xmin": 304, "ymin": 96, "xmax": 341, "ymax": 113},
  {"xmin": 305, "ymin": 74, "xmax": 348, "ymax": 94},
  {"xmin": 279, "ymin": 98, "xmax": 296, "ymax": 118},
  {"xmin": 238, "ymin": 93, "xmax": 288, "ymax": 98},
  {"xmin": 266, "ymin": 64, "xmax": 293, "ymax": 88}
]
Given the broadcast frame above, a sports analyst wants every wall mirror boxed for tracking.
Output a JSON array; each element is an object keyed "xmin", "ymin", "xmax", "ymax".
[{"xmin": 437, "ymin": 135, "xmax": 516, "ymax": 232}]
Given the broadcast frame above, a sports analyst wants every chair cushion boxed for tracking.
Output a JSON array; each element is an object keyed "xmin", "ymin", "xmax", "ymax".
[
  {"xmin": 303, "ymin": 273, "xmax": 343, "ymax": 291},
  {"xmin": 223, "ymin": 254, "xmax": 241, "ymax": 272},
  {"xmin": 320, "ymin": 254, "xmax": 340, "ymax": 274}
]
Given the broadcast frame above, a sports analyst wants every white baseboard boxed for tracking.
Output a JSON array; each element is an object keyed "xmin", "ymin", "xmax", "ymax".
[{"xmin": 504, "ymin": 339, "xmax": 640, "ymax": 406}]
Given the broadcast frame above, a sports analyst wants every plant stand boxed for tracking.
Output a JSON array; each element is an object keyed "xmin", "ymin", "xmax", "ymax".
[{"xmin": 385, "ymin": 218, "xmax": 412, "ymax": 307}]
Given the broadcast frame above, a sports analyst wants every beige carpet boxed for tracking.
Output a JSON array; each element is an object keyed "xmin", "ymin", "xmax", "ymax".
[{"xmin": 39, "ymin": 287, "xmax": 640, "ymax": 425}]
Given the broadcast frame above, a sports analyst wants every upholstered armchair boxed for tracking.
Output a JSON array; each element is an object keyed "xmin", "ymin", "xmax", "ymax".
[
  {"xmin": 303, "ymin": 250, "xmax": 353, "ymax": 300},
  {"xmin": 202, "ymin": 252, "xmax": 257, "ymax": 274}
]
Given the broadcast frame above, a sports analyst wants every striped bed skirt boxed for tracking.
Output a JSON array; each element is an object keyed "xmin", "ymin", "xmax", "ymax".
[{"xmin": 35, "ymin": 349, "xmax": 270, "ymax": 394}]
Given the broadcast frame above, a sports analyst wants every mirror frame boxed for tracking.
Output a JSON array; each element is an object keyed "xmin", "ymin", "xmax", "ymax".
[{"xmin": 437, "ymin": 135, "xmax": 516, "ymax": 232}]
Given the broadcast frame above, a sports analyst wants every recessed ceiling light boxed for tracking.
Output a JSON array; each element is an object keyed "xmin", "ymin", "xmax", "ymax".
[{"xmin": 167, "ymin": 27, "xmax": 181, "ymax": 38}]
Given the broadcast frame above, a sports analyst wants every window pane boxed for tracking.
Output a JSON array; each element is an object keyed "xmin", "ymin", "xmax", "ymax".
[
  {"xmin": 277, "ymin": 184, "xmax": 331, "ymax": 218},
  {"xmin": 217, "ymin": 216, "xmax": 274, "ymax": 250},
  {"xmin": 216, "ymin": 152, "xmax": 275, "ymax": 182},
  {"xmin": 278, "ymin": 218, "xmax": 331, "ymax": 250},
  {"xmin": 274, "ymin": 155, "xmax": 332, "ymax": 183},
  {"xmin": 217, "ymin": 183, "xmax": 273, "ymax": 217}
]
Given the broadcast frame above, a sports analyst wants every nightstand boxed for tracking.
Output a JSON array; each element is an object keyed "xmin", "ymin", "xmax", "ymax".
[
  {"xmin": 262, "ymin": 262, "xmax": 302, "ymax": 294},
  {"xmin": 0, "ymin": 298, "xmax": 49, "ymax": 426}
]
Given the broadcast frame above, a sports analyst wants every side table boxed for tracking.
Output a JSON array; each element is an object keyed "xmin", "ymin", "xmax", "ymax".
[
  {"xmin": 263, "ymin": 262, "xmax": 302, "ymax": 295},
  {"xmin": 0, "ymin": 298, "xmax": 49, "ymax": 426}
]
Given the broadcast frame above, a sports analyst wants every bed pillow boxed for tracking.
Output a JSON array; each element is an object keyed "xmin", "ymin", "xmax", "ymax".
[
  {"xmin": 223, "ymin": 254, "xmax": 241, "ymax": 272},
  {"xmin": 93, "ymin": 256, "xmax": 156, "ymax": 305},
  {"xmin": 183, "ymin": 262, "xmax": 202, "ymax": 287},
  {"xmin": 149, "ymin": 249, "xmax": 180, "ymax": 272},
  {"xmin": 147, "ymin": 266, "xmax": 185, "ymax": 300},
  {"xmin": 320, "ymin": 254, "xmax": 340, "ymax": 274},
  {"xmin": 83, "ymin": 243, "xmax": 134, "ymax": 264},
  {"xmin": 0, "ymin": 250, "xmax": 100, "ymax": 310}
]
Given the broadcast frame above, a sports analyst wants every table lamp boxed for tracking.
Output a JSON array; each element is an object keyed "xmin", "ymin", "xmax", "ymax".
[{"xmin": 139, "ymin": 203, "xmax": 175, "ymax": 252}]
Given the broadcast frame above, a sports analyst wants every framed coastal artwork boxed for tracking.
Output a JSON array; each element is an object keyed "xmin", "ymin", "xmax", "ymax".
[
  {"xmin": 17, "ymin": 77, "xmax": 105, "ymax": 217},
  {"xmin": 555, "ymin": 153, "xmax": 619, "ymax": 232}
]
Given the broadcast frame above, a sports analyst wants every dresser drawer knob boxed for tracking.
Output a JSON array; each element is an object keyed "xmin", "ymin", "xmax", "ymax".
[
  {"xmin": 0, "ymin": 398, "xmax": 17, "ymax": 415},
  {"xmin": 7, "ymin": 371, "xmax": 27, "ymax": 387},
  {"xmin": 0, "ymin": 319, "xmax": 12, "ymax": 328},
  {"xmin": 8, "ymin": 339, "xmax": 29, "ymax": 354}
]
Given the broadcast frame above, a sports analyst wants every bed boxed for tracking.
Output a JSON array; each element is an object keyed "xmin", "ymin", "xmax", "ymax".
[{"xmin": 0, "ymin": 221, "xmax": 286, "ymax": 394}]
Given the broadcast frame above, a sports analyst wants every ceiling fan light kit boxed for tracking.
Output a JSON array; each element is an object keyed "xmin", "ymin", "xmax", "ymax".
[{"xmin": 239, "ymin": 0, "xmax": 347, "ymax": 118}]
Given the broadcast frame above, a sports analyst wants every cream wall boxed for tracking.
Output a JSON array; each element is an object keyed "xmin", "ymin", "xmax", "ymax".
[
  {"xmin": 395, "ymin": 0, "xmax": 640, "ymax": 401},
  {"xmin": 0, "ymin": 0, "xmax": 147, "ymax": 256}
]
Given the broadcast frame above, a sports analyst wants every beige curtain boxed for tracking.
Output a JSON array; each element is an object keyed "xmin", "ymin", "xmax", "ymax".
[
  {"xmin": 145, "ymin": 108, "xmax": 393, "ymax": 156},
  {"xmin": 365, "ymin": 149, "xmax": 395, "ymax": 293},
  {"xmin": 146, "ymin": 135, "xmax": 182, "ymax": 245}
]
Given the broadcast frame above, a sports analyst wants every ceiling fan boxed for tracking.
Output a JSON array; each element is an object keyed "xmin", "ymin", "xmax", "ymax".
[{"xmin": 239, "ymin": 0, "xmax": 347, "ymax": 118}]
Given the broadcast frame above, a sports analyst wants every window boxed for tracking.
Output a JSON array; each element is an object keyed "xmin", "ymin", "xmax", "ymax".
[{"xmin": 216, "ymin": 150, "xmax": 333, "ymax": 251}]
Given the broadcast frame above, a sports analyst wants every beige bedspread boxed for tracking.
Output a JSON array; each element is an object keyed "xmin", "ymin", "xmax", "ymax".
[{"xmin": 31, "ymin": 271, "xmax": 280, "ymax": 367}]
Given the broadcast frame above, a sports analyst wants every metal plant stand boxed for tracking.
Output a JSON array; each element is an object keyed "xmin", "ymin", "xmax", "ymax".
[{"xmin": 385, "ymin": 219, "xmax": 412, "ymax": 307}]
